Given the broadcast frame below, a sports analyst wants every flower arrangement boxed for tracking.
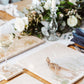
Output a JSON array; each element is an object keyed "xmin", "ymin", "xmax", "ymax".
[
  {"xmin": 15, "ymin": 17, "xmax": 28, "ymax": 32},
  {"xmin": 56, "ymin": 0, "xmax": 82, "ymax": 34},
  {"xmin": 26, "ymin": 10, "xmax": 43, "ymax": 37},
  {"xmin": 15, "ymin": 0, "xmax": 44, "ymax": 38},
  {"xmin": 14, "ymin": 0, "xmax": 83, "ymax": 38}
]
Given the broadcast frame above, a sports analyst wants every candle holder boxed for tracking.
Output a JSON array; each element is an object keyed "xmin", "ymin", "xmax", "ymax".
[{"xmin": 48, "ymin": 7, "xmax": 59, "ymax": 41}]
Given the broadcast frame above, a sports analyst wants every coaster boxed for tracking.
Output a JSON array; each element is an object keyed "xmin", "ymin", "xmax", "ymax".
[
  {"xmin": 0, "ymin": 64, "xmax": 23, "ymax": 80},
  {"xmin": 6, "ymin": 73, "xmax": 43, "ymax": 84},
  {"xmin": 0, "ymin": 35, "xmax": 45, "ymax": 62}
]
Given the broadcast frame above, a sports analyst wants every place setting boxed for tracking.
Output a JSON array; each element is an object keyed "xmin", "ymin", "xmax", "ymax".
[
  {"xmin": 0, "ymin": 0, "xmax": 84, "ymax": 84},
  {"xmin": 17, "ymin": 43, "xmax": 84, "ymax": 84}
]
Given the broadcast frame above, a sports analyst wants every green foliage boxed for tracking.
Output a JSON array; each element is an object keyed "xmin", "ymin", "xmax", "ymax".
[
  {"xmin": 42, "ymin": 9, "xmax": 51, "ymax": 22},
  {"xmin": 24, "ymin": 11, "xmax": 43, "ymax": 38},
  {"xmin": 22, "ymin": 0, "xmax": 83, "ymax": 37},
  {"xmin": 56, "ymin": 0, "xmax": 82, "ymax": 34},
  {"xmin": 77, "ymin": 1, "xmax": 84, "ymax": 18}
]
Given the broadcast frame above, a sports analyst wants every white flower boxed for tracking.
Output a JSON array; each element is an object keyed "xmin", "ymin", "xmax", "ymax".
[
  {"xmin": 30, "ymin": 0, "xmax": 44, "ymax": 13},
  {"xmin": 15, "ymin": 18, "xmax": 25, "ymax": 32},
  {"xmin": 22, "ymin": 17, "xmax": 28, "ymax": 26},
  {"xmin": 38, "ymin": 6, "xmax": 44, "ymax": 13},
  {"xmin": 62, "ymin": 21, "xmax": 66, "ymax": 26},
  {"xmin": 44, "ymin": 0, "xmax": 52, "ymax": 10},
  {"xmin": 59, "ymin": 13, "xmax": 64, "ymax": 18},
  {"xmin": 69, "ymin": 0, "xmax": 77, "ymax": 5},
  {"xmin": 15, "ymin": 17, "xmax": 28, "ymax": 32},
  {"xmin": 67, "ymin": 15, "xmax": 78, "ymax": 27},
  {"xmin": 31, "ymin": 0, "xmax": 41, "ymax": 10}
]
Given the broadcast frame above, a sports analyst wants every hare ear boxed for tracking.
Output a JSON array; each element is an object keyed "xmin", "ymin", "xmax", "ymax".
[{"xmin": 46, "ymin": 57, "xmax": 50, "ymax": 64}]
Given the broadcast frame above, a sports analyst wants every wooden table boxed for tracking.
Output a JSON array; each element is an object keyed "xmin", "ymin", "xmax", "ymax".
[
  {"xmin": 13, "ymin": 0, "xmax": 32, "ymax": 11},
  {"xmin": 0, "ymin": 0, "xmax": 84, "ymax": 84},
  {"xmin": 0, "ymin": 69, "xmax": 50, "ymax": 84}
]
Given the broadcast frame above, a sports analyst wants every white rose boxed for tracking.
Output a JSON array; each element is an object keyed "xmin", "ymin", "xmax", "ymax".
[
  {"xmin": 67, "ymin": 15, "xmax": 78, "ymax": 27},
  {"xmin": 44, "ymin": 0, "xmax": 52, "ymax": 10},
  {"xmin": 69, "ymin": 0, "xmax": 77, "ymax": 5},
  {"xmin": 22, "ymin": 17, "xmax": 28, "ymax": 27},
  {"xmin": 15, "ymin": 17, "xmax": 28, "ymax": 32},
  {"xmin": 15, "ymin": 18, "xmax": 25, "ymax": 32},
  {"xmin": 59, "ymin": 13, "xmax": 64, "ymax": 18}
]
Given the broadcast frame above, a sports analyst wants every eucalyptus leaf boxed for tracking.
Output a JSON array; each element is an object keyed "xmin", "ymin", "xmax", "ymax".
[
  {"xmin": 60, "ymin": 1, "xmax": 65, "ymax": 4},
  {"xmin": 37, "ymin": 34, "xmax": 41, "ymax": 38},
  {"xmin": 67, "ymin": 2, "xmax": 74, "ymax": 5},
  {"xmin": 58, "ymin": 5, "xmax": 64, "ymax": 8}
]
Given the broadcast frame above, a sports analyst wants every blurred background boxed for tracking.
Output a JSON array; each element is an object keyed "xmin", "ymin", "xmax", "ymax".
[{"xmin": 0, "ymin": 0, "xmax": 23, "ymax": 5}]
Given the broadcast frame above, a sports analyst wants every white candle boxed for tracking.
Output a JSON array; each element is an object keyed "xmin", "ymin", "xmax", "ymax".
[{"xmin": 52, "ymin": 0, "xmax": 56, "ymax": 11}]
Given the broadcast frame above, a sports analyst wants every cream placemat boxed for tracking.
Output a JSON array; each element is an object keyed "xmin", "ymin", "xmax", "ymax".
[
  {"xmin": 0, "ymin": 35, "xmax": 45, "ymax": 63},
  {"xmin": 18, "ymin": 43, "xmax": 84, "ymax": 84},
  {"xmin": 6, "ymin": 73, "xmax": 43, "ymax": 84}
]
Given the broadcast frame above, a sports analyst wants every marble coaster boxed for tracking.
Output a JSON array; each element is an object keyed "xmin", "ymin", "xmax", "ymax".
[
  {"xmin": 0, "ymin": 35, "xmax": 45, "ymax": 63},
  {"xmin": 18, "ymin": 43, "xmax": 84, "ymax": 84},
  {"xmin": 6, "ymin": 73, "xmax": 43, "ymax": 84},
  {"xmin": 0, "ymin": 64, "xmax": 23, "ymax": 80}
]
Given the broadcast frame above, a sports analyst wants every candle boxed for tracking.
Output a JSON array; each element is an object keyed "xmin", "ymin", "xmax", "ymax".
[{"xmin": 52, "ymin": 0, "xmax": 56, "ymax": 11}]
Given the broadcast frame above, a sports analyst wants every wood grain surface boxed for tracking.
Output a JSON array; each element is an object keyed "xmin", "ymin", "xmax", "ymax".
[
  {"xmin": 0, "ymin": 68, "xmax": 84, "ymax": 84},
  {"xmin": 0, "ymin": 69, "xmax": 51, "ymax": 84},
  {"xmin": 14, "ymin": 0, "xmax": 32, "ymax": 11},
  {"xmin": 0, "ymin": 10, "xmax": 15, "ymax": 21}
]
